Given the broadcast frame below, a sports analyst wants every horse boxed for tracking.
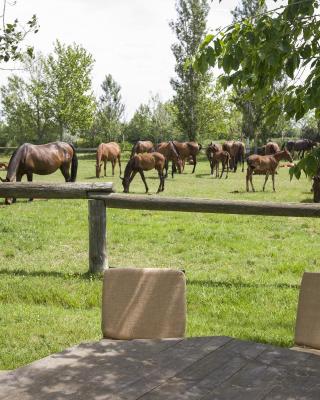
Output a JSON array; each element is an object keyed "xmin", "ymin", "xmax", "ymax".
[
  {"xmin": 223, "ymin": 140, "xmax": 245, "ymax": 172},
  {"xmin": 130, "ymin": 140, "xmax": 154, "ymax": 158},
  {"xmin": 246, "ymin": 149, "xmax": 293, "ymax": 192},
  {"xmin": 172, "ymin": 141, "xmax": 202, "ymax": 173},
  {"xmin": 121, "ymin": 152, "xmax": 166, "ymax": 194},
  {"xmin": 294, "ymin": 139, "xmax": 317, "ymax": 158},
  {"xmin": 206, "ymin": 144, "xmax": 230, "ymax": 178},
  {"xmin": 265, "ymin": 142, "xmax": 280, "ymax": 155},
  {"xmin": 96, "ymin": 142, "xmax": 121, "ymax": 178},
  {"xmin": 1, "ymin": 141, "xmax": 78, "ymax": 204},
  {"xmin": 155, "ymin": 141, "xmax": 183, "ymax": 178}
]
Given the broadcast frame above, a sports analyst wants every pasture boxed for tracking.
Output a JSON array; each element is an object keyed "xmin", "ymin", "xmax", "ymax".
[{"xmin": 0, "ymin": 152, "xmax": 318, "ymax": 370}]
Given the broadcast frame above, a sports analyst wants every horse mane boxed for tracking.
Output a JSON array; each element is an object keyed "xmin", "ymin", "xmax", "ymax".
[
  {"xmin": 124, "ymin": 157, "xmax": 135, "ymax": 178},
  {"xmin": 6, "ymin": 143, "xmax": 27, "ymax": 181}
]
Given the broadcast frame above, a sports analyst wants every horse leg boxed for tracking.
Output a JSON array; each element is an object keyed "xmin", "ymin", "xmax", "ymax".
[
  {"xmin": 191, "ymin": 155, "xmax": 196, "ymax": 173},
  {"xmin": 157, "ymin": 170, "xmax": 163, "ymax": 193},
  {"xmin": 111, "ymin": 160, "xmax": 115, "ymax": 176},
  {"xmin": 139, "ymin": 170, "xmax": 149, "ymax": 193},
  {"xmin": 27, "ymin": 172, "xmax": 34, "ymax": 202},
  {"xmin": 104, "ymin": 160, "xmax": 107, "ymax": 177},
  {"xmin": 219, "ymin": 161, "xmax": 225, "ymax": 179},
  {"xmin": 118, "ymin": 155, "xmax": 122, "ymax": 176},
  {"xmin": 272, "ymin": 173, "xmax": 276, "ymax": 192},
  {"xmin": 172, "ymin": 162, "xmax": 177, "ymax": 179},
  {"xmin": 164, "ymin": 159, "xmax": 169, "ymax": 178},
  {"xmin": 225, "ymin": 160, "xmax": 229, "ymax": 179},
  {"xmin": 262, "ymin": 173, "xmax": 269, "ymax": 191},
  {"xmin": 11, "ymin": 173, "xmax": 23, "ymax": 203}
]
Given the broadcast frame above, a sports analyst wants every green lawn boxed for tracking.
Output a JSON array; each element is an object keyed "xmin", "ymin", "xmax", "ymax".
[{"xmin": 0, "ymin": 152, "xmax": 318, "ymax": 369}]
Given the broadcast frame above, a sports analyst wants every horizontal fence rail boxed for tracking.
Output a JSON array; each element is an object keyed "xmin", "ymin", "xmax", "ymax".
[
  {"xmin": 96, "ymin": 193, "xmax": 320, "ymax": 218},
  {"xmin": 1, "ymin": 182, "xmax": 320, "ymax": 273},
  {"xmin": 0, "ymin": 182, "xmax": 114, "ymax": 199}
]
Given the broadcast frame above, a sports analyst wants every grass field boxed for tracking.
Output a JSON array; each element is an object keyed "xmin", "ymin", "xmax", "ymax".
[{"xmin": 0, "ymin": 152, "xmax": 318, "ymax": 370}]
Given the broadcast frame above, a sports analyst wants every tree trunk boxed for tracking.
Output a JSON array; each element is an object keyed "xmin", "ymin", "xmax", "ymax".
[{"xmin": 313, "ymin": 175, "xmax": 320, "ymax": 203}]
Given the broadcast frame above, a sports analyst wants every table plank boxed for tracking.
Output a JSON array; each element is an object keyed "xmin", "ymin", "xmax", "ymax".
[{"xmin": 1, "ymin": 337, "xmax": 320, "ymax": 400}]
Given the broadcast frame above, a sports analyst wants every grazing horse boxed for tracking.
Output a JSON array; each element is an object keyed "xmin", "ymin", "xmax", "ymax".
[
  {"xmin": 130, "ymin": 140, "xmax": 154, "ymax": 158},
  {"xmin": 121, "ymin": 152, "xmax": 166, "ymax": 193},
  {"xmin": 265, "ymin": 142, "xmax": 280, "ymax": 155},
  {"xmin": 172, "ymin": 141, "xmax": 202, "ymax": 173},
  {"xmin": 223, "ymin": 140, "xmax": 245, "ymax": 172},
  {"xmin": 206, "ymin": 144, "xmax": 230, "ymax": 178},
  {"xmin": 1, "ymin": 141, "xmax": 78, "ymax": 204},
  {"xmin": 282, "ymin": 139, "xmax": 316, "ymax": 159},
  {"xmin": 155, "ymin": 141, "xmax": 183, "ymax": 178},
  {"xmin": 96, "ymin": 142, "xmax": 121, "ymax": 178},
  {"xmin": 246, "ymin": 149, "xmax": 293, "ymax": 192}
]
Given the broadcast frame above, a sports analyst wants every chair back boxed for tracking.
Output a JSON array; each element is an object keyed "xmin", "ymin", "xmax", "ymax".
[
  {"xmin": 101, "ymin": 268, "xmax": 186, "ymax": 339},
  {"xmin": 295, "ymin": 272, "xmax": 320, "ymax": 349}
]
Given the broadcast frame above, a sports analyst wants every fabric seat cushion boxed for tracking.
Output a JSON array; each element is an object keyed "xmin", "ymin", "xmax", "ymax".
[{"xmin": 102, "ymin": 268, "xmax": 186, "ymax": 340}]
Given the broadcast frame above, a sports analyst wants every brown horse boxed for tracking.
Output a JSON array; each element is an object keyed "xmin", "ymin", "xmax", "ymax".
[
  {"xmin": 155, "ymin": 141, "xmax": 183, "ymax": 178},
  {"xmin": 206, "ymin": 143, "xmax": 229, "ymax": 178},
  {"xmin": 172, "ymin": 141, "xmax": 202, "ymax": 173},
  {"xmin": 130, "ymin": 140, "xmax": 154, "ymax": 158},
  {"xmin": 265, "ymin": 142, "xmax": 280, "ymax": 155},
  {"xmin": 1, "ymin": 142, "xmax": 78, "ymax": 204},
  {"xmin": 121, "ymin": 152, "xmax": 166, "ymax": 193},
  {"xmin": 246, "ymin": 149, "xmax": 293, "ymax": 192},
  {"xmin": 223, "ymin": 140, "xmax": 245, "ymax": 172},
  {"xmin": 96, "ymin": 142, "xmax": 121, "ymax": 178}
]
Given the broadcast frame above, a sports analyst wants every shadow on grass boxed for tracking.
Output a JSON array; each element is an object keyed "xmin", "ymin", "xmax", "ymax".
[
  {"xmin": 300, "ymin": 198, "xmax": 314, "ymax": 203},
  {"xmin": 188, "ymin": 279, "xmax": 300, "ymax": 290},
  {"xmin": 0, "ymin": 268, "xmax": 102, "ymax": 280}
]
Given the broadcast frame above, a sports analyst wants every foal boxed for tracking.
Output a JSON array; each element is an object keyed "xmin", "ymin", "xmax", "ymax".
[
  {"xmin": 246, "ymin": 149, "xmax": 293, "ymax": 192},
  {"xmin": 96, "ymin": 142, "xmax": 121, "ymax": 177},
  {"xmin": 121, "ymin": 152, "xmax": 166, "ymax": 193},
  {"xmin": 206, "ymin": 144, "xmax": 230, "ymax": 178}
]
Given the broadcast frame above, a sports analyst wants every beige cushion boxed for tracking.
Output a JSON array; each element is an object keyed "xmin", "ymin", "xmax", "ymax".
[
  {"xmin": 295, "ymin": 272, "xmax": 320, "ymax": 349},
  {"xmin": 101, "ymin": 268, "xmax": 186, "ymax": 339}
]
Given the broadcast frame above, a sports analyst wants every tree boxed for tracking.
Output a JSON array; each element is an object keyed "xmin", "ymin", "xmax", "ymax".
[
  {"xmin": 93, "ymin": 74, "xmax": 125, "ymax": 144},
  {"xmin": 170, "ymin": 0, "xmax": 211, "ymax": 141},
  {"xmin": 0, "ymin": 0, "xmax": 38, "ymax": 64},
  {"xmin": 195, "ymin": 0, "xmax": 320, "ymax": 201},
  {"xmin": 124, "ymin": 104, "xmax": 152, "ymax": 143},
  {"xmin": 45, "ymin": 40, "xmax": 95, "ymax": 140}
]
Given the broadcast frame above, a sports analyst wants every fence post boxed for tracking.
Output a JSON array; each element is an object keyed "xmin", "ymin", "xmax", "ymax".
[{"xmin": 88, "ymin": 199, "xmax": 107, "ymax": 273}]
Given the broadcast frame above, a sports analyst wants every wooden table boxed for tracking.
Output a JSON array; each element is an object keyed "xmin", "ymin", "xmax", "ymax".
[{"xmin": 1, "ymin": 336, "xmax": 320, "ymax": 399}]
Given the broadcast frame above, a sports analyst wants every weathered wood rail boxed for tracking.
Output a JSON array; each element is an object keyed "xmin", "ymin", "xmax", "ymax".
[{"xmin": 0, "ymin": 182, "xmax": 320, "ymax": 273}]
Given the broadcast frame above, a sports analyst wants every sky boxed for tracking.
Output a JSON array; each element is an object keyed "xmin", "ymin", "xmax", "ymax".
[{"xmin": 3, "ymin": 0, "xmax": 246, "ymax": 119}]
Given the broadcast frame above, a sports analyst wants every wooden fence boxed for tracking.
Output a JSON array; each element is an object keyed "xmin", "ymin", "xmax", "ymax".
[{"xmin": 0, "ymin": 182, "xmax": 320, "ymax": 273}]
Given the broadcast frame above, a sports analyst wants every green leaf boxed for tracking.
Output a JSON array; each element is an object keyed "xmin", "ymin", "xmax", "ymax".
[
  {"xmin": 285, "ymin": 56, "xmax": 295, "ymax": 79},
  {"xmin": 200, "ymin": 34, "xmax": 214, "ymax": 50}
]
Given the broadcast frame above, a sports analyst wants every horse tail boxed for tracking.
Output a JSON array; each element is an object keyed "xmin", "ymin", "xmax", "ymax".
[
  {"xmin": 198, "ymin": 143, "xmax": 203, "ymax": 152},
  {"xmin": 69, "ymin": 143, "xmax": 78, "ymax": 182}
]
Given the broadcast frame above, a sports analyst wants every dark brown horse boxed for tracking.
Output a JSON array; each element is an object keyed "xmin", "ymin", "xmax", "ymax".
[
  {"xmin": 130, "ymin": 140, "xmax": 154, "ymax": 158},
  {"xmin": 223, "ymin": 140, "xmax": 245, "ymax": 172},
  {"xmin": 96, "ymin": 142, "xmax": 121, "ymax": 178},
  {"xmin": 283, "ymin": 139, "xmax": 317, "ymax": 158},
  {"xmin": 172, "ymin": 141, "xmax": 202, "ymax": 173},
  {"xmin": 121, "ymin": 152, "xmax": 166, "ymax": 193},
  {"xmin": 1, "ymin": 142, "xmax": 78, "ymax": 204},
  {"xmin": 155, "ymin": 141, "xmax": 183, "ymax": 178}
]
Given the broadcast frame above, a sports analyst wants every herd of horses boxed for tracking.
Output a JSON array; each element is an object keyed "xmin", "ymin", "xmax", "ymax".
[{"xmin": 0, "ymin": 137, "xmax": 316, "ymax": 203}]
